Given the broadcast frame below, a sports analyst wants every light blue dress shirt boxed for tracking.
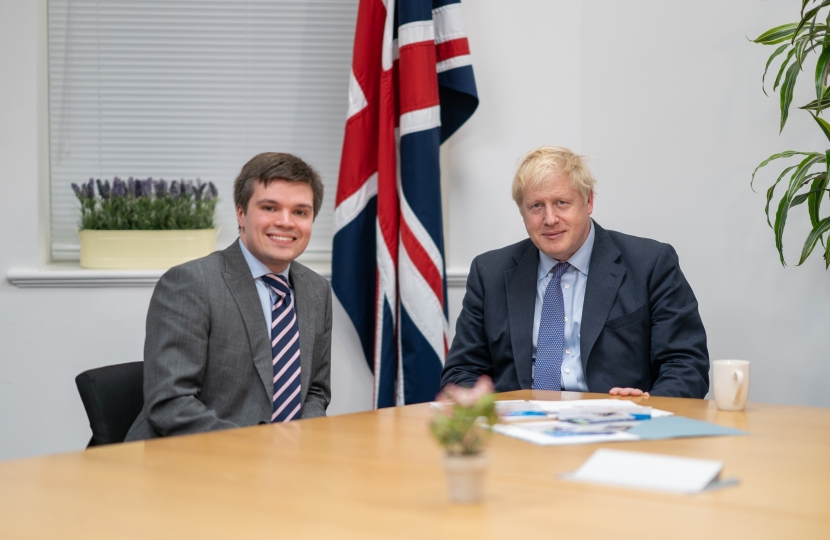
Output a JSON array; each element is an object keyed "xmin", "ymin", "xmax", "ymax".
[
  {"xmin": 238, "ymin": 238, "xmax": 293, "ymax": 335},
  {"xmin": 532, "ymin": 221, "xmax": 595, "ymax": 391}
]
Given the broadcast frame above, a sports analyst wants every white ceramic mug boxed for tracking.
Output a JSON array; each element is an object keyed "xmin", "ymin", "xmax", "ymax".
[{"xmin": 712, "ymin": 360, "xmax": 750, "ymax": 411}]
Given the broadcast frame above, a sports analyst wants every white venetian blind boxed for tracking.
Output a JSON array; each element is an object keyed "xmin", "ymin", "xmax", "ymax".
[{"xmin": 48, "ymin": 0, "xmax": 358, "ymax": 263}]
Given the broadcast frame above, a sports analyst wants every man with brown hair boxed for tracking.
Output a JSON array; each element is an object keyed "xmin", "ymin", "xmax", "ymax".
[
  {"xmin": 126, "ymin": 152, "xmax": 331, "ymax": 440},
  {"xmin": 441, "ymin": 146, "xmax": 709, "ymax": 398}
]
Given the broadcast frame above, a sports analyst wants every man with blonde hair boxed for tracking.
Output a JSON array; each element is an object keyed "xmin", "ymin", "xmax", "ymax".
[{"xmin": 441, "ymin": 146, "xmax": 708, "ymax": 397}]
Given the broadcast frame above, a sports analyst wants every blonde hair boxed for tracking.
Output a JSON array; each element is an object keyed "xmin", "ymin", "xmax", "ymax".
[{"xmin": 512, "ymin": 146, "xmax": 596, "ymax": 206}]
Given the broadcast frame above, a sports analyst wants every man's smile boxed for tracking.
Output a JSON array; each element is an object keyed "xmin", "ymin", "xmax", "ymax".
[{"xmin": 266, "ymin": 233, "xmax": 296, "ymax": 244}]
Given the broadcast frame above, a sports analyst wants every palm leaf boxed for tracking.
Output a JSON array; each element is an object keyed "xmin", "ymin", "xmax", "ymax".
[
  {"xmin": 793, "ymin": 32, "xmax": 812, "ymax": 69},
  {"xmin": 799, "ymin": 86, "xmax": 830, "ymax": 111},
  {"xmin": 751, "ymin": 150, "xmax": 817, "ymax": 190},
  {"xmin": 793, "ymin": 2, "xmax": 828, "ymax": 41},
  {"xmin": 793, "ymin": 183, "xmax": 827, "ymax": 204},
  {"xmin": 762, "ymin": 44, "xmax": 790, "ymax": 96},
  {"xmin": 774, "ymin": 154, "xmax": 826, "ymax": 264},
  {"xmin": 754, "ymin": 23, "xmax": 800, "ymax": 45},
  {"xmin": 791, "ymin": 192, "xmax": 813, "ymax": 206},
  {"xmin": 812, "ymin": 112, "xmax": 830, "ymax": 141},
  {"xmin": 780, "ymin": 61, "xmax": 801, "ymax": 131},
  {"xmin": 816, "ymin": 44, "xmax": 830, "ymax": 105},
  {"xmin": 802, "ymin": 0, "xmax": 812, "ymax": 16},
  {"xmin": 773, "ymin": 195, "xmax": 791, "ymax": 265},
  {"xmin": 765, "ymin": 165, "xmax": 798, "ymax": 226},
  {"xmin": 809, "ymin": 171, "xmax": 829, "ymax": 226},
  {"xmin": 773, "ymin": 48, "xmax": 797, "ymax": 91},
  {"xmin": 798, "ymin": 216, "xmax": 830, "ymax": 264},
  {"xmin": 795, "ymin": 33, "xmax": 820, "ymax": 62}
]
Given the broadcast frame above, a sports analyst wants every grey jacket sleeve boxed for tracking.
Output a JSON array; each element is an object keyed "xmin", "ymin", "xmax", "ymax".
[
  {"xmin": 143, "ymin": 264, "xmax": 239, "ymax": 436},
  {"xmin": 300, "ymin": 282, "xmax": 332, "ymax": 418}
]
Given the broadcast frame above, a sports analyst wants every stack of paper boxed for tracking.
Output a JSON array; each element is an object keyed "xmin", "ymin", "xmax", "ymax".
[{"xmin": 491, "ymin": 400, "xmax": 745, "ymax": 446}]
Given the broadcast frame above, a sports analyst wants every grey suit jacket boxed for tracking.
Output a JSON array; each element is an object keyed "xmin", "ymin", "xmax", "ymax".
[
  {"xmin": 441, "ymin": 221, "xmax": 709, "ymax": 398},
  {"xmin": 125, "ymin": 240, "xmax": 331, "ymax": 441}
]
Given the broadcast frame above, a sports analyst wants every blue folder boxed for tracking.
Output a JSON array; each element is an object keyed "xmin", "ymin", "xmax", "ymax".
[{"xmin": 626, "ymin": 416, "xmax": 747, "ymax": 440}]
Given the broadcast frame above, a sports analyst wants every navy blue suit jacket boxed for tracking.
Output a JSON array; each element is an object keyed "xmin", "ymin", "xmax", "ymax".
[{"xmin": 441, "ymin": 221, "xmax": 709, "ymax": 398}]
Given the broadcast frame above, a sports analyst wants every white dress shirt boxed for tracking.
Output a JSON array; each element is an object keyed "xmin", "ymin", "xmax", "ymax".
[
  {"xmin": 238, "ymin": 238, "xmax": 293, "ymax": 335},
  {"xmin": 531, "ymin": 221, "xmax": 595, "ymax": 391}
]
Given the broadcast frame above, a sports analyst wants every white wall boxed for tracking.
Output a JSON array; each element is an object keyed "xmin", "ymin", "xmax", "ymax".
[
  {"xmin": 0, "ymin": 0, "xmax": 373, "ymax": 461},
  {"xmin": 1, "ymin": 0, "xmax": 828, "ymax": 461},
  {"xmin": 446, "ymin": 0, "xmax": 830, "ymax": 407}
]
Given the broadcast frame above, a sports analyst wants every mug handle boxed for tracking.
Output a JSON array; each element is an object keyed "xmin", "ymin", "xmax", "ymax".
[{"xmin": 732, "ymin": 370, "xmax": 745, "ymax": 406}]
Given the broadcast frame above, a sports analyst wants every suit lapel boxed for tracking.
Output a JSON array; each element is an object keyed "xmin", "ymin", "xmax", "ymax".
[
  {"xmin": 580, "ymin": 222, "xmax": 625, "ymax": 373},
  {"xmin": 289, "ymin": 262, "xmax": 314, "ymax": 403},
  {"xmin": 506, "ymin": 240, "xmax": 538, "ymax": 389},
  {"xmin": 222, "ymin": 241, "xmax": 274, "ymax": 400}
]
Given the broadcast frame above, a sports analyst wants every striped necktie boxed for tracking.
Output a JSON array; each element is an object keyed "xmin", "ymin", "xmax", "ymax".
[
  {"xmin": 261, "ymin": 273, "xmax": 302, "ymax": 422},
  {"xmin": 533, "ymin": 262, "xmax": 570, "ymax": 391}
]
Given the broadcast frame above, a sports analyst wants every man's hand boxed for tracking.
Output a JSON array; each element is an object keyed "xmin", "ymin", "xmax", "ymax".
[{"xmin": 609, "ymin": 387, "xmax": 650, "ymax": 397}]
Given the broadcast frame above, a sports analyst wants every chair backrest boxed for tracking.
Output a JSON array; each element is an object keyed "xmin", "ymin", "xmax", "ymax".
[{"xmin": 75, "ymin": 362, "xmax": 144, "ymax": 447}]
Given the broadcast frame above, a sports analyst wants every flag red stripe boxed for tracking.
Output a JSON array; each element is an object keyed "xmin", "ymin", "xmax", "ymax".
[
  {"xmin": 335, "ymin": 0, "xmax": 385, "ymax": 206},
  {"xmin": 435, "ymin": 38, "xmax": 470, "ymax": 63},
  {"xmin": 400, "ymin": 217, "xmax": 444, "ymax": 306},
  {"xmin": 377, "ymin": 68, "xmax": 400, "ymax": 263},
  {"xmin": 398, "ymin": 42, "xmax": 440, "ymax": 116},
  {"xmin": 351, "ymin": 0, "xmax": 385, "ymax": 109},
  {"xmin": 336, "ymin": 109, "xmax": 379, "ymax": 205}
]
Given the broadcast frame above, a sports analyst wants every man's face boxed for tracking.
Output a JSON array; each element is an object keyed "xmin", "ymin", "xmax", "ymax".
[
  {"xmin": 237, "ymin": 179, "xmax": 314, "ymax": 273},
  {"xmin": 519, "ymin": 173, "xmax": 593, "ymax": 262}
]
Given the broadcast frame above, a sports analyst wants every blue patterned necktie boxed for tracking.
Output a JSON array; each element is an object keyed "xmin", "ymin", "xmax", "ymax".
[
  {"xmin": 533, "ymin": 262, "xmax": 570, "ymax": 391},
  {"xmin": 261, "ymin": 273, "xmax": 302, "ymax": 422}
]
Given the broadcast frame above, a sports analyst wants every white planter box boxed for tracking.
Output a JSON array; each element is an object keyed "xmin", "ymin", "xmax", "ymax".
[{"xmin": 79, "ymin": 229, "xmax": 219, "ymax": 269}]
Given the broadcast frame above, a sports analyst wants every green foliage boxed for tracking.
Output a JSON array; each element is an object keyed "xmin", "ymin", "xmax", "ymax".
[
  {"xmin": 71, "ymin": 177, "xmax": 218, "ymax": 231},
  {"xmin": 429, "ymin": 395, "xmax": 499, "ymax": 456},
  {"xmin": 752, "ymin": 1, "xmax": 830, "ymax": 268},
  {"xmin": 429, "ymin": 377, "xmax": 499, "ymax": 456}
]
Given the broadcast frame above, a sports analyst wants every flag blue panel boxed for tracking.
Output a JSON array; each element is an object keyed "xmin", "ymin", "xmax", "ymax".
[{"xmin": 400, "ymin": 305, "xmax": 444, "ymax": 404}]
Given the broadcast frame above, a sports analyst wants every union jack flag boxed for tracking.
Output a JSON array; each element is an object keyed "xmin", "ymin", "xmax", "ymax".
[{"xmin": 332, "ymin": 0, "xmax": 478, "ymax": 407}]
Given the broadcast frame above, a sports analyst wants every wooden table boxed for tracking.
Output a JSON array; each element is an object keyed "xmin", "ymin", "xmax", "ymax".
[{"xmin": 1, "ymin": 391, "xmax": 828, "ymax": 539}]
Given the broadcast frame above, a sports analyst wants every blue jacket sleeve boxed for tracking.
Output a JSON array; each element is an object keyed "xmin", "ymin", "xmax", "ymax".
[
  {"xmin": 440, "ymin": 257, "xmax": 493, "ymax": 388},
  {"xmin": 647, "ymin": 244, "xmax": 710, "ymax": 398}
]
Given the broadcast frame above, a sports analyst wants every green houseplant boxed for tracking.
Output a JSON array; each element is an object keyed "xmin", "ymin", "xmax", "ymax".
[
  {"xmin": 71, "ymin": 177, "xmax": 219, "ymax": 269},
  {"xmin": 430, "ymin": 375, "xmax": 499, "ymax": 503},
  {"xmin": 752, "ymin": 1, "xmax": 830, "ymax": 268}
]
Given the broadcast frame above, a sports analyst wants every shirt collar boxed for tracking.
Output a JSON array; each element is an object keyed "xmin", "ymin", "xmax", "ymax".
[
  {"xmin": 536, "ymin": 220, "xmax": 595, "ymax": 281},
  {"xmin": 238, "ymin": 238, "xmax": 290, "ymax": 283}
]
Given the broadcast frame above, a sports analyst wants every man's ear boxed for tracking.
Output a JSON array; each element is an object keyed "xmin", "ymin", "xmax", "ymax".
[
  {"xmin": 586, "ymin": 190, "xmax": 594, "ymax": 214},
  {"xmin": 236, "ymin": 204, "xmax": 246, "ymax": 231}
]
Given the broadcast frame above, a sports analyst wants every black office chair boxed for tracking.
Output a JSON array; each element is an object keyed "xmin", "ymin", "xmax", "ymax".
[{"xmin": 75, "ymin": 362, "xmax": 144, "ymax": 448}]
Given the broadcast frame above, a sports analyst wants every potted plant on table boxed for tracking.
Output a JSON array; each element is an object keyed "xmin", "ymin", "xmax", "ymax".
[
  {"xmin": 751, "ymin": 1, "xmax": 830, "ymax": 268},
  {"xmin": 71, "ymin": 177, "xmax": 219, "ymax": 269},
  {"xmin": 429, "ymin": 375, "xmax": 499, "ymax": 503}
]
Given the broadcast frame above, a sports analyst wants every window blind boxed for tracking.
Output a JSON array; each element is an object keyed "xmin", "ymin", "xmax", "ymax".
[{"xmin": 48, "ymin": 0, "xmax": 358, "ymax": 263}]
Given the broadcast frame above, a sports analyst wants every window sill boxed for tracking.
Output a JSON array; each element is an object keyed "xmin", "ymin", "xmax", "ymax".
[
  {"xmin": 7, "ymin": 264, "xmax": 469, "ymax": 288},
  {"xmin": 7, "ymin": 265, "xmax": 167, "ymax": 288}
]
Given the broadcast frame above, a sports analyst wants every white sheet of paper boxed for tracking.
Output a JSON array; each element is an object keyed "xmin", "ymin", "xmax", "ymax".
[
  {"xmin": 530, "ymin": 399, "xmax": 674, "ymax": 417},
  {"xmin": 493, "ymin": 421, "xmax": 639, "ymax": 446},
  {"xmin": 561, "ymin": 449, "xmax": 725, "ymax": 494}
]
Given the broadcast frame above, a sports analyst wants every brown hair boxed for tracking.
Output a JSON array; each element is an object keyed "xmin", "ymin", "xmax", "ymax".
[{"xmin": 233, "ymin": 152, "xmax": 324, "ymax": 219}]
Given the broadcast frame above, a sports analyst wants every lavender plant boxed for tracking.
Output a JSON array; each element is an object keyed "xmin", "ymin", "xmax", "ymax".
[{"xmin": 71, "ymin": 177, "xmax": 218, "ymax": 230}]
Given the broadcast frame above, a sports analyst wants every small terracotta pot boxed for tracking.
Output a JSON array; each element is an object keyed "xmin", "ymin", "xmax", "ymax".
[{"xmin": 443, "ymin": 453, "xmax": 488, "ymax": 503}]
